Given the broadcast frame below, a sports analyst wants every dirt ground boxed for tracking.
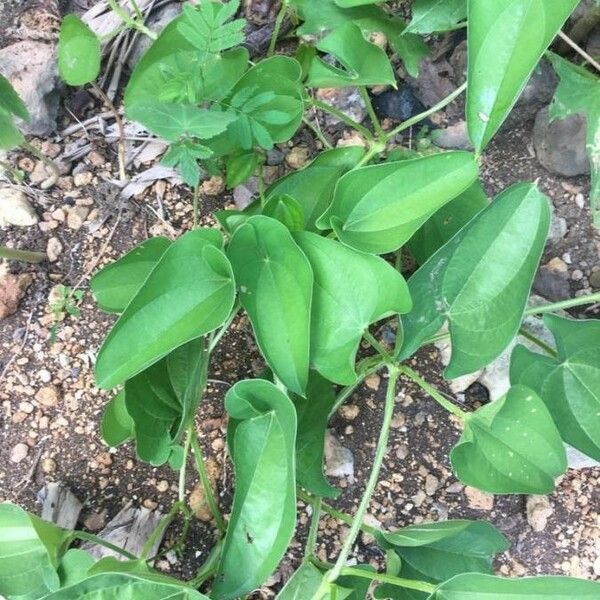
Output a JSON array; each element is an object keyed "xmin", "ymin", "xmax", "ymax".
[{"xmin": 1, "ymin": 0, "xmax": 599, "ymax": 594}]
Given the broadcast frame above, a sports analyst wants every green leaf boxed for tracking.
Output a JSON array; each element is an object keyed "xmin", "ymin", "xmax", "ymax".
[
  {"xmin": 215, "ymin": 379, "xmax": 297, "ymax": 600},
  {"xmin": 318, "ymin": 151, "xmax": 479, "ymax": 255},
  {"xmin": 428, "ymin": 573, "xmax": 600, "ymax": 599},
  {"xmin": 451, "ymin": 385, "xmax": 567, "ymax": 494},
  {"xmin": 400, "ymin": 182, "xmax": 550, "ymax": 379},
  {"xmin": 228, "ymin": 216, "xmax": 313, "ymax": 394},
  {"xmin": 266, "ymin": 146, "xmax": 365, "ymax": 231},
  {"xmin": 378, "ymin": 520, "xmax": 508, "ymax": 583},
  {"xmin": 276, "ymin": 563, "xmax": 324, "ymax": 599},
  {"xmin": 58, "ymin": 15, "xmax": 101, "ymax": 86},
  {"xmin": 41, "ymin": 572, "xmax": 208, "ymax": 599},
  {"xmin": 101, "ymin": 390, "xmax": 134, "ymax": 447},
  {"xmin": 0, "ymin": 503, "xmax": 62, "ymax": 600},
  {"xmin": 405, "ymin": 0, "xmax": 466, "ymax": 34},
  {"xmin": 95, "ymin": 229, "xmax": 235, "ymax": 389},
  {"xmin": 407, "ymin": 181, "xmax": 489, "ymax": 265},
  {"xmin": 91, "ymin": 237, "xmax": 172, "ymax": 313},
  {"xmin": 335, "ymin": 0, "xmax": 390, "ymax": 5},
  {"xmin": 547, "ymin": 52, "xmax": 600, "ymax": 225},
  {"xmin": 295, "ymin": 232, "xmax": 411, "ymax": 384},
  {"xmin": 226, "ymin": 151, "xmax": 261, "ymax": 188},
  {"xmin": 57, "ymin": 549, "xmax": 95, "ymax": 588},
  {"xmin": 292, "ymin": 371, "xmax": 339, "ymax": 498},
  {"xmin": 306, "ymin": 22, "xmax": 395, "ymax": 88},
  {"xmin": 263, "ymin": 195, "xmax": 306, "ymax": 231},
  {"xmin": 0, "ymin": 107, "xmax": 24, "ymax": 150},
  {"xmin": 510, "ymin": 315, "xmax": 600, "ymax": 461},
  {"xmin": 128, "ymin": 103, "xmax": 236, "ymax": 142},
  {"xmin": 161, "ymin": 141, "xmax": 213, "ymax": 187},
  {"xmin": 0, "ymin": 74, "xmax": 30, "ymax": 121},
  {"xmin": 466, "ymin": 0, "xmax": 578, "ymax": 151}
]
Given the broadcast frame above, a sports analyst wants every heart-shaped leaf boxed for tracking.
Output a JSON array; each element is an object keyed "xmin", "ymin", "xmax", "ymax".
[
  {"xmin": 295, "ymin": 232, "xmax": 411, "ymax": 384},
  {"xmin": 95, "ymin": 229, "xmax": 235, "ymax": 389},
  {"xmin": 58, "ymin": 15, "xmax": 101, "ymax": 86},
  {"xmin": 101, "ymin": 391, "xmax": 134, "ymax": 448},
  {"xmin": 0, "ymin": 108, "xmax": 24, "ymax": 150},
  {"xmin": 451, "ymin": 385, "xmax": 567, "ymax": 494},
  {"xmin": 400, "ymin": 182, "xmax": 550, "ymax": 378},
  {"xmin": 467, "ymin": 0, "xmax": 578, "ymax": 151},
  {"xmin": 215, "ymin": 379, "xmax": 297, "ymax": 600},
  {"xmin": 91, "ymin": 237, "xmax": 172, "ymax": 313},
  {"xmin": 228, "ymin": 216, "xmax": 313, "ymax": 394},
  {"xmin": 263, "ymin": 195, "xmax": 306, "ymax": 231},
  {"xmin": 57, "ymin": 549, "xmax": 95, "ymax": 588},
  {"xmin": 405, "ymin": 0, "xmax": 467, "ymax": 34},
  {"xmin": 511, "ymin": 315, "xmax": 600, "ymax": 461},
  {"xmin": 318, "ymin": 151, "xmax": 479, "ymax": 255}
]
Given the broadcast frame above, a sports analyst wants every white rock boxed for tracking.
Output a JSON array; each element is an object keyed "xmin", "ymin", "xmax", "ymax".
[
  {"xmin": 10, "ymin": 443, "xmax": 29, "ymax": 463},
  {"xmin": 0, "ymin": 187, "xmax": 38, "ymax": 227},
  {"xmin": 526, "ymin": 495, "xmax": 553, "ymax": 531},
  {"xmin": 325, "ymin": 430, "xmax": 354, "ymax": 480},
  {"xmin": 46, "ymin": 237, "xmax": 63, "ymax": 262}
]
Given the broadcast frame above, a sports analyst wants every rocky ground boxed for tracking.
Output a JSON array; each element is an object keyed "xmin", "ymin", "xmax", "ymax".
[{"xmin": 1, "ymin": 0, "xmax": 599, "ymax": 594}]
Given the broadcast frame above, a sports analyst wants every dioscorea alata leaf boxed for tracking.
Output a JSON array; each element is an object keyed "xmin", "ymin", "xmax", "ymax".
[
  {"xmin": 91, "ymin": 237, "xmax": 172, "ymax": 313},
  {"xmin": 0, "ymin": 74, "xmax": 30, "ymax": 122},
  {"xmin": 228, "ymin": 216, "xmax": 312, "ymax": 394},
  {"xmin": 263, "ymin": 195, "xmax": 306, "ymax": 231},
  {"xmin": 101, "ymin": 390, "xmax": 134, "ymax": 447},
  {"xmin": 294, "ymin": 232, "xmax": 411, "ymax": 384},
  {"xmin": 58, "ymin": 15, "xmax": 101, "ymax": 86},
  {"xmin": 57, "ymin": 549, "xmax": 95, "ymax": 588},
  {"xmin": 405, "ymin": 0, "xmax": 467, "ymax": 34},
  {"xmin": 95, "ymin": 229, "xmax": 235, "ymax": 389},
  {"xmin": 428, "ymin": 573, "xmax": 600, "ymax": 599},
  {"xmin": 399, "ymin": 182, "xmax": 550, "ymax": 378},
  {"xmin": 0, "ymin": 108, "xmax": 24, "ymax": 150},
  {"xmin": 215, "ymin": 379, "xmax": 297, "ymax": 600},
  {"xmin": 451, "ymin": 385, "xmax": 567, "ymax": 494},
  {"xmin": 265, "ymin": 146, "xmax": 365, "ymax": 231},
  {"xmin": 511, "ymin": 315, "xmax": 600, "ymax": 461},
  {"xmin": 318, "ymin": 152, "xmax": 478, "ymax": 254},
  {"xmin": 466, "ymin": 0, "xmax": 578, "ymax": 152}
]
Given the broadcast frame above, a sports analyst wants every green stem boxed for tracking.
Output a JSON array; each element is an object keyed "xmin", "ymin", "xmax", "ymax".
[
  {"xmin": 268, "ymin": 0, "xmax": 289, "ymax": 57},
  {"xmin": 304, "ymin": 496, "xmax": 322, "ymax": 562},
  {"xmin": 338, "ymin": 567, "xmax": 436, "ymax": 594},
  {"xmin": 20, "ymin": 140, "xmax": 59, "ymax": 189},
  {"xmin": 179, "ymin": 431, "xmax": 192, "ymax": 503},
  {"xmin": 190, "ymin": 429, "xmax": 227, "ymax": 534},
  {"xmin": 384, "ymin": 82, "xmax": 467, "ymax": 141},
  {"xmin": 329, "ymin": 358, "xmax": 382, "ymax": 417},
  {"xmin": 353, "ymin": 143, "xmax": 383, "ymax": 169},
  {"xmin": 525, "ymin": 292, "xmax": 600, "ymax": 315},
  {"xmin": 192, "ymin": 185, "xmax": 201, "ymax": 229},
  {"xmin": 518, "ymin": 326, "xmax": 558, "ymax": 357},
  {"xmin": 358, "ymin": 86, "xmax": 384, "ymax": 139},
  {"xmin": 0, "ymin": 245, "xmax": 46, "ymax": 263},
  {"xmin": 106, "ymin": 0, "xmax": 157, "ymax": 39},
  {"xmin": 419, "ymin": 331, "xmax": 450, "ymax": 347},
  {"xmin": 189, "ymin": 538, "xmax": 223, "ymax": 588},
  {"xmin": 363, "ymin": 330, "xmax": 392, "ymax": 361},
  {"xmin": 323, "ymin": 365, "xmax": 400, "ymax": 586},
  {"xmin": 310, "ymin": 98, "xmax": 374, "ymax": 141},
  {"xmin": 141, "ymin": 502, "xmax": 182, "ymax": 560},
  {"xmin": 302, "ymin": 116, "xmax": 333, "ymax": 149},
  {"xmin": 71, "ymin": 531, "xmax": 137, "ymax": 560},
  {"xmin": 400, "ymin": 364, "xmax": 467, "ymax": 419}
]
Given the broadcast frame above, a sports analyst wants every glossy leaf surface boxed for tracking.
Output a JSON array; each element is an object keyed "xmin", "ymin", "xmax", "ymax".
[
  {"xmin": 405, "ymin": 0, "xmax": 467, "ymax": 34},
  {"xmin": 400, "ymin": 183, "xmax": 550, "ymax": 378},
  {"xmin": 95, "ymin": 229, "xmax": 235, "ymax": 389},
  {"xmin": 228, "ymin": 216, "xmax": 312, "ymax": 394},
  {"xmin": 58, "ymin": 15, "xmax": 101, "ymax": 86},
  {"xmin": 451, "ymin": 385, "xmax": 567, "ymax": 494},
  {"xmin": 511, "ymin": 315, "xmax": 600, "ymax": 461},
  {"xmin": 467, "ymin": 0, "xmax": 578, "ymax": 151},
  {"xmin": 215, "ymin": 379, "xmax": 296, "ymax": 600},
  {"xmin": 318, "ymin": 152, "xmax": 479, "ymax": 254},
  {"xmin": 295, "ymin": 232, "xmax": 411, "ymax": 384},
  {"xmin": 101, "ymin": 391, "xmax": 134, "ymax": 447}
]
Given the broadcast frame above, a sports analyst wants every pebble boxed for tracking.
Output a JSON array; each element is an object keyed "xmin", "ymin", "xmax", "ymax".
[
  {"xmin": 35, "ymin": 385, "xmax": 59, "ymax": 407},
  {"xmin": 83, "ymin": 512, "xmax": 106, "ymax": 531},
  {"xmin": 0, "ymin": 187, "xmax": 38, "ymax": 227},
  {"xmin": 526, "ymin": 495, "xmax": 553, "ymax": 532},
  {"xmin": 73, "ymin": 171, "xmax": 93, "ymax": 187},
  {"xmin": 46, "ymin": 237, "xmax": 63, "ymax": 262},
  {"xmin": 285, "ymin": 146, "xmax": 310, "ymax": 170},
  {"xmin": 339, "ymin": 405, "xmax": 359, "ymax": 420},
  {"xmin": 425, "ymin": 474, "xmax": 440, "ymax": 496},
  {"xmin": 42, "ymin": 457, "xmax": 56, "ymax": 473},
  {"xmin": 324, "ymin": 430, "xmax": 354, "ymax": 479},
  {"xmin": 38, "ymin": 369, "xmax": 52, "ymax": 383},
  {"xmin": 10, "ymin": 443, "xmax": 29, "ymax": 463},
  {"xmin": 0, "ymin": 273, "xmax": 33, "ymax": 321},
  {"xmin": 200, "ymin": 176, "xmax": 225, "ymax": 196},
  {"xmin": 590, "ymin": 271, "xmax": 600, "ymax": 289},
  {"xmin": 364, "ymin": 374, "xmax": 380, "ymax": 391},
  {"xmin": 465, "ymin": 486, "xmax": 494, "ymax": 510},
  {"xmin": 156, "ymin": 479, "xmax": 169, "ymax": 493},
  {"xmin": 66, "ymin": 206, "xmax": 89, "ymax": 230}
]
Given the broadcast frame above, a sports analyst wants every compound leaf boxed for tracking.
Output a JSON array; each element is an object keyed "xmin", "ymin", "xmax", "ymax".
[
  {"xmin": 228, "ymin": 216, "xmax": 312, "ymax": 395},
  {"xmin": 400, "ymin": 182, "xmax": 550, "ymax": 379},
  {"xmin": 451, "ymin": 385, "xmax": 567, "ymax": 494},
  {"xmin": 58, "ymin": 14, "xmax": 101, "ymax": 86},
  {"xmin": 95, "ymin": 229, "xmax": 235, "ymax": 389},
  {"xmin": 318, "ymin": 151, "xmax": 479, "ymax": 255},
  {"xmin": 510, "ymin": 315, "xmax": 600, "ymax": 461},
  {"xmin": 467, "ymin": 0, "xmax": 578, "ymax": 151},
  {"xmin": 215, "ymin": 379, "xmax": 296, "ymax": 600}
]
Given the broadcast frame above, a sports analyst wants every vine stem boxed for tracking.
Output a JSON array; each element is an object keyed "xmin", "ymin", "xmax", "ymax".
[
  {"xmin": 302, "ymin": 116, "xmax": 333, "ymax": 149},
  {"xmin": 0, "ymin": 245, "xmax": 46, "ymax": 263},
  {"xmin": 329, "ymin": 357, "xmax": 382, "ymax": 417},
  {"xmin": 518, "ymin": 327, "xmax": 558, "ymax": 357},
  {"xmin": 141, "ymin": 501, "xmax": 182, "ymax": 560},
  {"xmin": 557, "ymin": 30, "xmax": 600, "ymax": 73},
  {"xmin": 525, "ymin": 291, "xmax": 600, "ymax": 315},
  {"xmin": 363, "ymin": 330, "xmax": 392, "ymax": 361},
  {"xmin": 71, "ymin": 530, "xmax": 137, "ymax": 560},
  {"xmin": 314, "ymin": 365, "xmax": 400, "ymax": 596},
  {"xmin": 268, "ymin": 0, "xmax": 289, "ymax": 57},
  {"xmin": 310, "ymin": 98, "xmax": 374, "ymax": 141},
  {"xmin": 179, "ymin": 430, "xmax": 192, "ymax": 503},
  {"xmin": 338, "ymin": 567, "xmax": 436, "ymax": 594},
  {"xmin": 400, "ymin": 364, "xmax": 467, "ymax": 419},
  {"xmin": 303, "ymin": 496, "xmax": 322, "ymax": 562},
  {"xmin": 358, "ymin": 86, "xmax": 384, "ymax": 140},
  {"xmin": 384, "ymin": 82, "xmax": 467, "ymax": 141},
  {"xmin": 190, "ymin": 427, "xmax": 227, "ymax": 534}
]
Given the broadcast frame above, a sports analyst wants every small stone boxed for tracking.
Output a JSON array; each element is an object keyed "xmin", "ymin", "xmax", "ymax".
[
  {"xmin": 546, "ymin": 257, "xmax": 568, "ymax": 273},
  {"xmin": 431, "ymin": 121, "xmax": 472, "ymax": 150},
  {"xmin": 372, "ymin": 86, "xmax": 425, "ymax": 122},
  {"xmin": 73, "ymin": 171, "xmax": 93, "ymax": 187},
  {"xmin": 0, "ymin": 273, "xmax": 33, "ymax": 320},
  {"xmin": 200, "ymin": 176, "xmax": 225, "ymax": 196},
  {"xmin": 39, "ymin": 369, "xmax": 52, "ymax": 384},
  {"xmin": 590, "ymin": 271, "xmax": 600, "ymax": 289},
  {"xmin": 324, "ymin": 430, "xmax": 354, "ymax": 479},
  {"xmin": 46, "ymin": 237, "xmax": 63, "ymax": 262},
  {"xmin": 548, "ymin": 215, "xmax": 568, "ymax": 243},
  {"xmin": 189, "ymin": 485, "xmax": 212, "ymax": 521},
  {"xmin": 66, "ymin": 206, "xmax": 89, "ymax": 230},
  {"xmin": 425, "ymin": 474, "xmax": 440, "ymax": 496},
  {"xmin": 266, "ymin": 149, "xmax": 284, "ymax": 165},
  {"xmin": 315, "ymin": 87, "xmax": 367, "ymax": 127},
  {"xmin": 10, "ymin": 443, "xmax": 29, "ymax": 463},
  {"xmin": 526, "ymin": 495, "xmax": 553, "ymax": 531},
  {"xmin": 156, "ymin": 480, "xmax": 169, "ymax": 493},
  {"xmin": 83, "ymin": 512, "xmax": 106, "ymax": 532},
  {"xmin": 88, "ymin": 151, "xmax": 106, "ymax": 167},
  {"xmin": 0, "ymin": 187, "xmax": 38, "ymax": 226},
  {"xmin": 465, "ymin": 486, "xmax": 494, "ymax": 510},
  {"xmin": 36, "ymin": 385, "xmax": 59, "ymax": 407},
  {"xmin": 364, "ymin": 374, "xmax": 380, "ymax": 391},
  {"xmin": 285, "ymin": 146, "xmax": 310, "ymax": 170},
  {"xmin": 571, "ymin": 269, "xmax": 583, "ymax": 281},
  {"xmin": 339, "ymin": 405, "xmax": 359, "ymax": 420},
  {"xmin": 42, "ymin": 457, "xmax": 56, "ymax": 473},
  {"xmin": 19, "ymin": 401, "xmax": 34, "ymax": 414}
]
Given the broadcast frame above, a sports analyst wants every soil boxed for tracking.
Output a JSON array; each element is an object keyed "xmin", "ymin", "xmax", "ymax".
[{"xmin": 1, "ymin": 0, "xmax": 599, "ymax": 595}]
